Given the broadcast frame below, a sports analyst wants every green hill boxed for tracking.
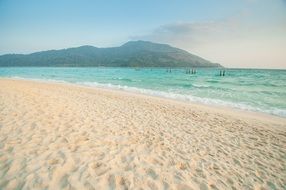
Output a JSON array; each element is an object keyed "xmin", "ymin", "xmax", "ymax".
[{"xmin": 0, "ymin": 41, "xmax": 222, "ymax": 67}]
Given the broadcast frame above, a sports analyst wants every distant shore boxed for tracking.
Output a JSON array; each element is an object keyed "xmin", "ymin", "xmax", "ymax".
[{"xmin": 0, "ymin": 79, "xmax": 285, "ymax": 189}]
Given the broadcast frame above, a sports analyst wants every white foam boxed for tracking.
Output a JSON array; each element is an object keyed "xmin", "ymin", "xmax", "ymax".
[
  {"xmin": 192, "ymin": 84, "xmax": 211, "ymax": 88},
  {"xmin": 9, "ymin": 76, "xmax": 69, "ymax": 84},
  {"xmin": 77, "ymin": 81, "xmax": 286, "ymax": 118},
  {"xmin": 3, "ymin": 76, "xmax": 286, "ymax": 118}
]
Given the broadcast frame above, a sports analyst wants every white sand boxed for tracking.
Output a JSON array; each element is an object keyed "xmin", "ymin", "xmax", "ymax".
[{"xmin": 0, "ymin": 79, "xmax": 285, "ymax": 190}]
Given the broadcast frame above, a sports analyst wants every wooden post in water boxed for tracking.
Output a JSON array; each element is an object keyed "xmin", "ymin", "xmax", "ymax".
[
  {"xmin": 219, "ymin": 70, "xmax": 226, "ymax": 76},
  {"xmin": 186, "ymin": 68, "xmax": 190, "ymax": 74}
]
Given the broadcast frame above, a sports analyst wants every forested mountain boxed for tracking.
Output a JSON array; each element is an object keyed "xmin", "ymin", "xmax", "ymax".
[{"xmin": 0, "ymin": 41, "xmax": 222, "ymax": 67}]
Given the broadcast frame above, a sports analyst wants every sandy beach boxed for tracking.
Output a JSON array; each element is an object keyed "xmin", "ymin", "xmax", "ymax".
[{"xmin": 0, "ymin": 79, "xmax": 285, "ymax": 190}]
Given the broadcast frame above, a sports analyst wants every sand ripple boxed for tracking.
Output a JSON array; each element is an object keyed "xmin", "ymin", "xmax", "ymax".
[{"xmin": 0, "ymin": 79, "xmax": 285, "ymax": 190}]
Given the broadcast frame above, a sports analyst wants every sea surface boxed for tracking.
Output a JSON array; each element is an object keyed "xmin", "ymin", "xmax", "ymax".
[{"xmin": 1, "ymin": 67, "xmax": 285, "ymax": 117}]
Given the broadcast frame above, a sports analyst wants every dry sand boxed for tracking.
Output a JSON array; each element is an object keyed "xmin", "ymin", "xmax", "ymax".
[{"xmin": 0, "ymin": 79, "xmax": 285, "ymax": 190}]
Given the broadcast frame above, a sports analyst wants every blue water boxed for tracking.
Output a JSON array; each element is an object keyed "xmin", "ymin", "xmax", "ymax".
[{"xmin": 1, "ymin": 67, "xmax": 286, "ymax": 117}]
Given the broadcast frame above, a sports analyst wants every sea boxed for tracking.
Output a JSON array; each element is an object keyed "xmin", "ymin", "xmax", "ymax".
[{"xmin": 0, "ymin": 67, "xmax": 285, "ymax": 117}]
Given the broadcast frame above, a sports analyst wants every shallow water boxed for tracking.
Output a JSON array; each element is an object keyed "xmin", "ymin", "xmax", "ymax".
[{"xmin": 1, "ymin": 67, "xmax": 285, "ymax": 117}]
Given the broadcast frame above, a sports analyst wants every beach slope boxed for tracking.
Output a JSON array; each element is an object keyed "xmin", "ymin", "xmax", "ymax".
[{"xmin": 0, "ymin": 79, "xmax": 285, "ymax": 189}]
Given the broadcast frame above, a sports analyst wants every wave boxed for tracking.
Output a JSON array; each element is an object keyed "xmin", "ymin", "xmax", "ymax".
[
  {"xmin": 9, "ymin": 76, "xmax": 69, "ymax": 84},
  {"xmin": 77, "ymin": 81, "xmax": 286, "ymax": 118},
  {"xmin": 112, "ymin": 77, "xmax": 141, "ymax": 82},
  {"xmin": 3, "ymin": 76, "xmax": 286, "ymax": 118},
  {"xmin": 192, "ymin": 84, "xmax": 211, "ymax": 88}
]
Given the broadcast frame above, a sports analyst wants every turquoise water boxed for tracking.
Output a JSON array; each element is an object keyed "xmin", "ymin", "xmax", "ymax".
[{"xmin": 1, "ymin": 67, "xmax": 286, "ymax": 117}]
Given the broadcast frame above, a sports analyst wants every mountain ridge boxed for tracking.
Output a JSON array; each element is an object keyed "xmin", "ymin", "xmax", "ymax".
[{"xmin": 0, "ymin": 41, "xmax": 222, "ymax": 67}]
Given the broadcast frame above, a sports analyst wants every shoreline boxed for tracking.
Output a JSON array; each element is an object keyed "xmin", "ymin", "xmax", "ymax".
[
  {"xmin": 0, "ymin": 78, "xmax": 285, "ymax": 189},
  {"xmin": 1, "ymin": 77, "xmax": 285, "ymax": 123}
]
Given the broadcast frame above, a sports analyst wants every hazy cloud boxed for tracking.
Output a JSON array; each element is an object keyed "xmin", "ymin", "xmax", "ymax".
[
  {"xmin": 131, "ymin": 0, "xmax": 286, "ymax": 68},
  {"xmin": 131, "ymin": 11, "xmax": 286, "ymax": 68},
  {"xmin": 133, "ymin": 18, "xmax": 244, "ymax": 47}
]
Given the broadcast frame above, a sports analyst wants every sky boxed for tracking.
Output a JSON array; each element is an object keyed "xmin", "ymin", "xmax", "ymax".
[{"xmin": 0, "ymin": 0, "xmax": 285, "ymax": 68}]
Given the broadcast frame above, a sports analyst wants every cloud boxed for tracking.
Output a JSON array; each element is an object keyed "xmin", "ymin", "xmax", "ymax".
[
  {"xmin": 131, "ymin": 14, "xmax": 286, "ymax": 68},
  {"xmin": 157, "ymin": 21, "xmax": 239, "ymax": 45},
  {"xmin": 131, "ymin": 10, "xmax": 283, "ymax": 49}
]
